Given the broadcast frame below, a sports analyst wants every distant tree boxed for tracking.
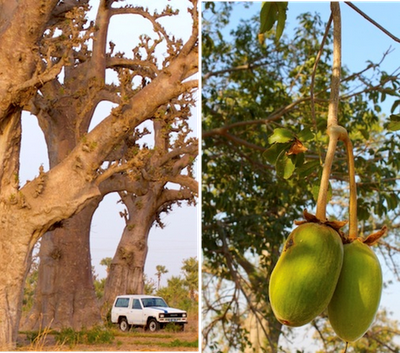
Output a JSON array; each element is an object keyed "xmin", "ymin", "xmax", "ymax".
[
  {"xmin": 155, "ymin": 265, "xmax": 169, "ymax": 290},
  {"xmin": 181, "ymin": 257, "xmax": 198, "ymax": 301},
  {"xmin": 22, "ymin": 251, "xmax": 40, "ymax": 314},
  {"xmin": 157, "ymin": 276, "xmax": 189, "ymax": 310},
  {"xmin": 93, "ymin": 277, "xmax": 106, "ymax": 300},
  {"xmin": 144, "ymin": 274, "xmax": 157, "ymax": 295},
  {"xmin": 100, "ymin": 258, "xmax": 113, "ymax": 276}
]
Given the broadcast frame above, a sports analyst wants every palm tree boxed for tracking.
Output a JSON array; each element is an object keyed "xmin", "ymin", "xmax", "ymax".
[
  {"xmin": 181, "ymin": 257, "xmax": 198, "ymax": 301},
  {"xmin": 155, "ymin": 265, "xmax": 168, "ymax": 290}
]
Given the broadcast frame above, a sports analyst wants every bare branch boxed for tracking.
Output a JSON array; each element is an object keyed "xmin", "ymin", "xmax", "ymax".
[
  {"xmin": 345, "ymin": 2, "xmax": 400, "ymax": 43},
  {"xmin": 106, "ymin": 57, "xmax": 159, "ymax": 78},
  {"xmin": 47, "ymin": 0, "xmax": 90, "ymax": 27},
  {"xmin": 180, "ymin": 0, "xmax": 198, "ymax": 57},
  {"xmin": 166, "ymin": 175, "xmax": 198, "ymax": 194},
  {"xmin": 91, "ymin": 0, "xmax": 113, "ymax": 82}
]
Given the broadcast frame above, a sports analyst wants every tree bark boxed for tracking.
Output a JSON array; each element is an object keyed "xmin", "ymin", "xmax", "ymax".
[
  {"xmin": 101, "ymin": 192, "xmax": 156, "ymax": 310},
  {"xmin": 21, "ymin": 199, "xmax": 102, "ymax": 330}
]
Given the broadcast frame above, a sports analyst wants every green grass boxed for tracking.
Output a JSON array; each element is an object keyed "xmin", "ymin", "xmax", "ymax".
[
  {"xmin": 160, "ymin": 339, "xmax": 199, "ymax": 348},
  {"xmin": 164, "ymin": 323, "xmax": 185, "ymax": 332},
  {"xmin": 113, "ymin": 330, "xmax": 173, "ymax": 339},
  {"xmin": 55, "ymin": 326, "xmax": 114, "ymax": 346},
  {"xmin": 127, "ymin": 339, "xmax": 198, "ymax": 348}
]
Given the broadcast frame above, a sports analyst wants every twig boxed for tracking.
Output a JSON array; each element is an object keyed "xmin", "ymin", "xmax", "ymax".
[{"xmin": 345, "ymin": 2, "xmax": 400, "ymax": 43}]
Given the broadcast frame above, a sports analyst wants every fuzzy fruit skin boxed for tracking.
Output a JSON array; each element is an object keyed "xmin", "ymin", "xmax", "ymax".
[
  {"xmin": 269, "ymin": 222, "xmax": 343, "ymax": 327},
  {"xmin": 328, "ymin": 239, "xmax": 382, "ymax": 342}
]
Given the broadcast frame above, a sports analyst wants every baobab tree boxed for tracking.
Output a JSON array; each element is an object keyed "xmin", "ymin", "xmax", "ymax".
[
  {"xmin": 23, "ymin": 108, "xmax": 198, "ymax": 330},
  {"xmin": 101, "ymin": 108, "xmax": 198, "ymax": 308},
  {"xmin": 0, "ymin": 0, "xmax": 197, "ymax": 349}
]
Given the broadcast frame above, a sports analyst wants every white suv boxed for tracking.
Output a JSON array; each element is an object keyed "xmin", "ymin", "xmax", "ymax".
[{"xmin": 111, "ymin": 295, "xmax": 188, "ymax": 332}]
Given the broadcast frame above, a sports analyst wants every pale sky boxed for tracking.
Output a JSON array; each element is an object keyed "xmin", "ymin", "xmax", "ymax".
[{"xmin": 19, "ymin": 0, "xmax": 198, "ymax": 286}]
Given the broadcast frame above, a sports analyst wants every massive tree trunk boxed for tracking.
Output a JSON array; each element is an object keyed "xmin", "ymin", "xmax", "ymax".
[
  {"xmin": 21, "ymin": 199, "xmax": 102, "ymax": 330},
  {"xmin": 101, "ymin": 191, "xmax": 156, "ymax": 309},
  {"xmin": 20, "ymin": 56, "xmax": 102, "ymax": 330}
]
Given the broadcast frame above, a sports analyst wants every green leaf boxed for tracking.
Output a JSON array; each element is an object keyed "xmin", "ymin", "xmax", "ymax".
[
  {"xmin": 275, "ymin": 3, "xmax": 288, "ymax": 41},
  {"xmin": 276, "ymin": 150, "xmax": 295, "ymax": 179},
  {"xmin": 359, "ymin": 129, "xmax": 369, "ymax": 140},
  {"xmin": 297, "ymin": 160, "xmax": 320, "ymax": 178},
  {"xmin": 384, "ymin": 193, "xmax": 398, "ymax": 211},
  {"xmin": 357, "ymin": 199, "xmax": 370, "ymax": 221},
  {"xmin": 260, "ymin": 2, "xmax": 288, "ymax": 41},
  {"xmin": 268, "ymin": 128, "xmax": 294, "ymax": 144},
  {"xmin": 297, "ymin": 127, "xmax": 314, "ymax": 142},
  {"xmin": 260, "ymin": 2, "xmax": 276, "ymax": 34},
  {"xmin": 388, "ymin": 114, "xmax": 400, "ymax": 131},
  {"xmin": 263, "ymin": 142, "xmax": 291, "ymax": 164},
  {"xmin": 311, "ymin": 182, "xmax": 332, "ymax": 203},
  {"xmin": 293, "ymin": 152, "xmax": 304, "ymax": 168},
  {"xmin": 390, "ymin": 99, "xmax": 400, "ymax": 114}
]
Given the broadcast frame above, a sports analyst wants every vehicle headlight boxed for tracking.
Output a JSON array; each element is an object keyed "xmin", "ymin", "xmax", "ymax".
[
  {"xmin": 159, "ymin": 314, "xmax": 164, "ymax": 318},
  {"xmin": 182, "ymin": 313, "xmax": 187, "ymax": 318}
]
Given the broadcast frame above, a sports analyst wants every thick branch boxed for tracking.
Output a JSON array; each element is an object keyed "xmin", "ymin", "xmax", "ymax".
[
  {"xmin": 159, "ymin": 142, "xmax": 198, "ymax": 168},
  {"xmin": 91, "ymin": 0, "xmax": 112, "ymax": 82},
  {"xmin": 157, "ymin": 188, "xmax": 195, "ymax": 210},
  {"xmin": 98, "ymin": 173, "xmax": 148, "ymax": 196},
  {"xmin": 106, "ymin": 57, "xmax": 158, "ymax": 78},
  {"xmin": 47, "ymin": 0, "xmax": 90, "ymax": 27},
  {"xmin": 180, "ymin": 0, "xmax": 198, "ymax": 57},
  {"xmin": 167, "ymin": 175, "xmax": 198, "ymax": 194}
]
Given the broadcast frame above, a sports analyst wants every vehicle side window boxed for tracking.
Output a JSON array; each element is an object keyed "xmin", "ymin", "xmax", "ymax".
[
  {"xmin": 132, "ymin": 299, "xmax": 141, "ymax": 310},
  {"xmin": 115, "ymin": 298, "xmax": 130, "ymax": 308}
]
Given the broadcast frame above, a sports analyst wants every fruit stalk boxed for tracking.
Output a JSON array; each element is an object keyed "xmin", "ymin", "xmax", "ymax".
[
  {"xmin": 341, "ymin": 134, "xmax": 358, "ymax": 239},
  {"xmin": 316, "ymin": 3, "xmax": 342, "ymax": 222}
]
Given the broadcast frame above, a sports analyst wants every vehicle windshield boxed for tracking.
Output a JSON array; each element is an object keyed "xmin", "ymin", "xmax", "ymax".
[{"xmin": 141, "ymin": 297, "xmax": 168, "ymax": 308}]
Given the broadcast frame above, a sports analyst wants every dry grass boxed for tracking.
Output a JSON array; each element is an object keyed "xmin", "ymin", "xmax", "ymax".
[{"xmin": 16, "ymin": 318, "xmax": 199, "ymax": 352}]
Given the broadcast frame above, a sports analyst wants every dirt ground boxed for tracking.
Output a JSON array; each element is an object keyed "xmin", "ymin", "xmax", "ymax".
[{"xmin": 15, "ymin": 319, "xmax": 199, "ymax": 352}]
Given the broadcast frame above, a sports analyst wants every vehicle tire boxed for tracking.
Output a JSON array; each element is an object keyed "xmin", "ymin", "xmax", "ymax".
[
  {"xmin": 179, "ymin": 324, "xmax": 185, "ymax": 332},
  {"xmin": 147, "ymin": 318, "xmax": 160, "ymax": 332},
  {"xmin": 119, "ymin": 317, "xmax": 131, "ymax": 332}
]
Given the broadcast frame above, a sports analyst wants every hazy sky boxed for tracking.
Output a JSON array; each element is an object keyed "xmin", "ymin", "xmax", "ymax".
[
  {"xmin": 19, "ymin": 0, "xmax": 198, "ymax": 286},
  {"xmin": 209, "ymin": 1, "xmax": 400, "ymax": 351}
]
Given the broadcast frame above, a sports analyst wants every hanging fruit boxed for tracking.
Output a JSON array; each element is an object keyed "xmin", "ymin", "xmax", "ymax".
[
  {"xmin": 269, "ymin": 222, "xmax": 343, "ymax": 327},
  {"xmin": 328, "ymin": 239, "xmax": 383, "ymax": 342}
]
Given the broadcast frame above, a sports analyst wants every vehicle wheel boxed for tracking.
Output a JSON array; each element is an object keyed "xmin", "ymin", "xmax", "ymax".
[
  {"xmin": 119, "ymin": 317, "xmax": 131, "ymax": 332},
  {"xmin": 179, "ymin": 324, "xmax": 185, "ymax": 332},
  {"xmin": 147, "ymin": 318, "xmax": 160, "ymax": 332}
]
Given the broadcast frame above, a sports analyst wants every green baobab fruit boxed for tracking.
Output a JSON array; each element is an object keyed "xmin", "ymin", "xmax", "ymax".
[
  {"xmin": 328, "ymin": 239, "xmax": 382, "ymax": 342},
  {"xmin": 269, "ymin": 222, "xmax": 343, "ymax": 327}
]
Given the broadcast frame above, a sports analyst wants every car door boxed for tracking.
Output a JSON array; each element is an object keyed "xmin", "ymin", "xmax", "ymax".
[{"xmin": 130, "ymin": 298, "xmax": 145, "ymax": 325}]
